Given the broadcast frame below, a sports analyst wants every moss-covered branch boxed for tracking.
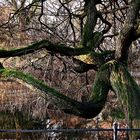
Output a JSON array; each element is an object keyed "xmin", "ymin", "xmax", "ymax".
[
  {"xmin": 0, "ymin": 40, "xmax": 91, "ymax": 58},
  {"xmin": 72, "ymin": 58, "xmax": 98, "ymax": 72},
  {"xmin": 0, "ymin": 39, "xmax": 114, "ymax": 63},
  {"xmin": 0, "ymin": 38, "xmax": 115, "ymax": 72},
  {"xmin": 0, "ymin": 63, "xmax": 112, "ymax": 118}
]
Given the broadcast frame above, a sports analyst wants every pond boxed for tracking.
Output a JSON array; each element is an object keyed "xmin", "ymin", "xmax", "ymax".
[{"xmin": 0, "ymin": 111, "xmax": 98, "ymax": 140}]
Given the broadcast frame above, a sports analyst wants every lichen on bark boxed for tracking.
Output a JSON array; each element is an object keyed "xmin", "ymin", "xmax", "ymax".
[{"xmin": 110, "ymin": 61, "xmax": 140, "ymax": 138}]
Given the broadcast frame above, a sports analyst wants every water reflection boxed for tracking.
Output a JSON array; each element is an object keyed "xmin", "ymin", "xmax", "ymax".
[
  {"xmin": 0, "ymin": 111, "xmax": 95, "ymax": 140},
  {"xmin": 0, "ymin": 131, "xmax": 92, "ymax": 140},
  {"xmin": 0, "ymin": 111, "xmax": 48, "ymax": 139}
]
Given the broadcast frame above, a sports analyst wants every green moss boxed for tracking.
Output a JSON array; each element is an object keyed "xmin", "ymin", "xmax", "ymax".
[
  {"xmin": 89, "ymin": 61, "xmax": 113, "ymax": 107},
  {"xmin": 111, "ymin": 107, "xmax": 125, "ymax": 119},
  {"xmin": 0, "ymin": 39, "xmax": 91, "ymax": 58},
  {"xmin": 110, "ymin": 61, "xmax": 140, "ymax": 135}
]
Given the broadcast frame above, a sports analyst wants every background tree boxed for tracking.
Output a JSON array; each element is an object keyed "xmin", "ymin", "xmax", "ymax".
[{"xmin": 0, "ymin": 0, "xmax": 140, "ymax": 138}]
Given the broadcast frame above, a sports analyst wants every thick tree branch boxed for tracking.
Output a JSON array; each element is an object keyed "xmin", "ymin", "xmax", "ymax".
[
  {"xmin": 0, "ymin": 62, "xmax": 111, "ymax": 118},
  {"xmin": 0, "ymin": 40, "xmax": 90, "ymax": 58},
  {"xmin": 72, "ymin": 58, "xmax": 98, "ymax": 72},
  {"xmin": 0, "ymin": 39, "xmax": 115, "ymax": 71}
]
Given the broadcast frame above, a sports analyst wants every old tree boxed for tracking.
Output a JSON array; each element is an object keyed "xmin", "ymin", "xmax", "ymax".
[{"xmin": 0, "ymin": 0, "xmax": 140, "ymax": 138}]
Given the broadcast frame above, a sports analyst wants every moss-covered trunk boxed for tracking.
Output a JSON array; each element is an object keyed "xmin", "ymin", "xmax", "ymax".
[{"xmin": 110, "ymin": 61, "xmax": 140, "ymax": 139}]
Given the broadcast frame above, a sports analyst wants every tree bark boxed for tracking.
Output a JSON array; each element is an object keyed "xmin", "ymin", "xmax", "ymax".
[
  {"xmin": 115, "ymin": 0, "xmax": 140, "ymax": 63},
  {"xmin": 110, "ymin": 61, "xmax": 140, "ymax": 139}
]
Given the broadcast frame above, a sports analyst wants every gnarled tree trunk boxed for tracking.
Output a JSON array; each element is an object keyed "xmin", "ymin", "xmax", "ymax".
[{"xmin": 110, "ymin": 61, "xmax": 140, "ymax": 139}]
